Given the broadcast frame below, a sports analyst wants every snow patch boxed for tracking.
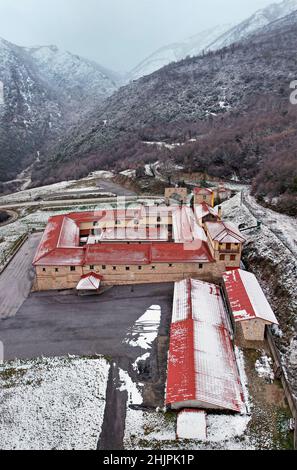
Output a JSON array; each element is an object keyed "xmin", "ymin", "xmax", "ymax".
[
  {"xmin": 118, "ymin": 368, "xmax": 143, "ymax": 405},
  {"xmin": 255, "ymin": 354, "xmax": 275, "ymax": 383},
  {"xmin": 123, "ymin": 305, "xmax": 161, "ymax": 350},
  {"xmin": 0, "ymin": 356, "xmax": 110, "ymax": 450}
]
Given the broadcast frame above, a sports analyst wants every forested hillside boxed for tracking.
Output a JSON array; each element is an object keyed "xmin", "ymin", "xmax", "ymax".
[{"xmin": 29, "ymin": 11, "xmax": 297, "ymax": 214}]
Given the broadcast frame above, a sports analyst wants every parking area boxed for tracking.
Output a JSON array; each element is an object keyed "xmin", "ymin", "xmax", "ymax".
[
  {"xmin": 0, "ymin": 283, "xmax": 173, "ymax": 363},
  {"xmin": 96, "ymin": 179, "xmax": 136, "ymax": 197}
]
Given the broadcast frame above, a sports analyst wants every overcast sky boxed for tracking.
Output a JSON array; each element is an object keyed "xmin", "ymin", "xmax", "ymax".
[{"xmin": 0, "ymin": 0, "xmax": 276, "ymax": 72}]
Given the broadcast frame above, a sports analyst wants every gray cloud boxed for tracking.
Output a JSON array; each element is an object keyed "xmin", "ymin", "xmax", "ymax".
[{"xmin": 0, "ymin": 0, "xmax": 275, "ymax": 72}]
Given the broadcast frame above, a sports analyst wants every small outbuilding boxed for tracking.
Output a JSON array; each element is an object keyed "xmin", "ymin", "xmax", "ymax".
[
  {"xmin": 223, "ymin": 269, "xmax": 279, "ymax": 343},
  {"xmin": 176, "ymin": 409, "xmax": 207, "ymax": 440},
  {"xmin": 194, "ymin": 188, "xmax": 215, "ymax": 207},
  {"xmin": 165, "ymin": 187, "xmax": 188, "ymax": 205},
  {"xmin": 76, "ymin": 272, "xmax": 103, "ymax": 292}
]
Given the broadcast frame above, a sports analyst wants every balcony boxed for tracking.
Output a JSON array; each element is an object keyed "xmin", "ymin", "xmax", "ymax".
[{"xmin": 219, "ymin": 247, "xmax": 240, "ymax": 254}]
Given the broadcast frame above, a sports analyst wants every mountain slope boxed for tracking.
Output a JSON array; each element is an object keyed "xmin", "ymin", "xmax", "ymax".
[
  {"xmin": 0, "ymin": 39, "xmax": 119, "ymax": 183},
  {"xmin": 128, "ymin": 24, "xmax": 232, "ymax": 81},
  {"xmin": 129, "ymin": 0, "xmax": 297, "ymax": 80},
  {"xmin": 27, "ymin": 45, "xmax": 120, "ymax": 108},
  {"xmin": 209, "ymin": 0, "xmax": 297, "ymax": 50},
  {"xmin": 32, "ymin": 10, "xmax": 297, "ymax": 212}
]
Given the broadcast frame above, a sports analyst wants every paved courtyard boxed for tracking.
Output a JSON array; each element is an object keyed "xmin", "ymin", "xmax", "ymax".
[{"xmin": 0, "ymin": 283, "xmax": 173, "ymax": 362}]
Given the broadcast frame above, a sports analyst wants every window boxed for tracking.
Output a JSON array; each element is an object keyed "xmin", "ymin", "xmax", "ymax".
[
  {"xmin": 126, "ymin": 267, "xmax": 130, "ymax": 271},
  {"xmin": 230, "ymin": 255, "xmax": 236, "ymax": 261},
  {"xmin": 113, "ymin": 267, "xmax": 116, "ymax": 271},
  {"xmin": 226, "ymin": 243, "xmax": 231, "ymax": 250},
  {"xmin": 152, "ymin": 266, "xmax": 156, "ymax": 270},
  {"xmin": 138, "ymin": 266, "xmax": 142, "ymax": 270},
  {"xmin": 42, "ymin": 268, "xmax": 46, "ymax": 272},
  {"xmin": 169, "ymin": 264, "xmax": 173, "ymax": 268},
  {"xmin": 199, "ymin": 264, "xmax": 203, "ymax": 269},
  {"xmin": 90, "ymin": 265, "xmax": 94, "ymax": 270},
  {"xmin": 70, "ymin": 266, "xmax": 76, "ymax": 272},
  {"xmin": 102, "ymin": 265, "xmax": 106, "ymax": 270},
  {"xmin": 219, "ymin": 255, "xmax": 225, "ymax": 261},
  {"xmin": 157, "ymin": 216, "xmax": 161, "ymax": 223},
  {"xmin": 55, "ymin": 268, "xmax": 59, "ymax": 272}
]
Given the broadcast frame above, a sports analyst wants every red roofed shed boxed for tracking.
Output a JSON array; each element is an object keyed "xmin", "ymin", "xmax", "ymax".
[{"xmin": 223, "ymin": 269, "xmax": 279, "ymax": 342}]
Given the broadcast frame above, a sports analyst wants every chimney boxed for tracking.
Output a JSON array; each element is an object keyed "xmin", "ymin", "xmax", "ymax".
[{"xmin": 218, "ymin": 206, "xmax": 222, "ymax": 220}]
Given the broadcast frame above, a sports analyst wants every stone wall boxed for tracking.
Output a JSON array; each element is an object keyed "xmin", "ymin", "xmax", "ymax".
[{"xmin": 35, "ymin": 260, "xmax": 230, "ymax": 291}]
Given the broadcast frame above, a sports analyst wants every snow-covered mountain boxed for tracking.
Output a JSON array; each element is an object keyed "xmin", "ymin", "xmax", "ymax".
[
  {"xmin": 0, "ymin": 38, "xmax": 120, "ymax": 182},
  {"xmin": 128, "ymin": 24, "xmax": 232, "ymax": 81},
  {"xmin": 209, "ymin": 0, "xmax": 297, "ymax": 50},
  {"xmin": 128, "ymin": 0, "xmax": 297, "ymax": 81},
  {"xmin": 27, "ymin": 45, "xmax": 120, "ymax": 106}
]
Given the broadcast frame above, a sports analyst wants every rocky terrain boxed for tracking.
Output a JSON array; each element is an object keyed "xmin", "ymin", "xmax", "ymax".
[{"xmin": 222, "ymin": 193, "xmax": 297, "ymax": 400}]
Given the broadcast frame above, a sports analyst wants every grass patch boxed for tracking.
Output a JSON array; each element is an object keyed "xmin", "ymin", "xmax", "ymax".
[{"xmin": 0, "ymin": 368, "xmax": 28, "ymax": 388}]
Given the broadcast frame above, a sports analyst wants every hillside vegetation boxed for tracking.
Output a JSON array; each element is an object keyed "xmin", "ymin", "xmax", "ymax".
[{"xmin": 30, "ymin": 11, "xmax": 297, "ymax": 214}]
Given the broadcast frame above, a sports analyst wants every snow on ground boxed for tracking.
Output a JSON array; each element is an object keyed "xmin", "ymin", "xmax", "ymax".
[
  {"xmin": 124, "ymin": 410, "xmax": 177, "ymax": 449},
  {"xmin": 0, "ymin": 180, "xmax": 76, "ymax": 204},
  {"xmin": 0, "ymin": 170, "xmax": 115, "ymax": 205},
  {"xmin": 124, "ymin": 408, "xmax": 254, "ymax": 450},
  {"xmin": 85, "ymin": 171, "xmax": 114, "ymax": 180},
  {"xmin": 0, "ymin": 356, "xmax": 110, "ymax": 450},
  {"xmin": 120, "ymin": 170, "xmax": 136, "ymax": 178},
  {"xmin": 244, "ymin": 192, "xmax": 297, "ymax": 258},
  {"xmin": 123, "ymin": 305, "xmax": 161, "ymax": 350},
  {"xmin": 0, "ymin": 205, "xmax": 98, "ymax": 267},
  {"xmin": 235, "ymin": 346, "xmax": 252, "ymax": 414},
  {"xmin": 206, "ymin": 413, "xmax": 251, "ymax": 443},
  {"xmin": 255, "ymin": 354, "xmax": 275, "ymax": 383},
  {"xmin": 132, "ymin": 352, "xmax": 150, "ymax": 372},
  {"xmin": 118, "ymin": 368, "xmax": 143, "ymax": 405},
  {"xmin": 221, "ymin": 193, "xmax": 297, "ymax": 397}
]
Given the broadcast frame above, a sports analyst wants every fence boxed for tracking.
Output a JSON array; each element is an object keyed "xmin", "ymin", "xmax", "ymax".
[{"xmin": 266, "ymin": 327, "xmax": 297, "ymax": 449}]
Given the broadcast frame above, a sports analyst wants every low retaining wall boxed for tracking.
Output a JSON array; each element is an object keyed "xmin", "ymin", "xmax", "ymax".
[
  {"xmin": 0, "ymin": 233, "xmax": 29, "ymax": 275},
  {"xmin": 266, "ymin": 328, "xmax": 297, "ymax": 449}
]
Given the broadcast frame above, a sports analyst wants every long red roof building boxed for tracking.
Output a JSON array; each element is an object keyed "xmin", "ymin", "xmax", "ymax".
[{"xmin": 166, "ymin": 279, "xmax": 245, "ymax": 413}]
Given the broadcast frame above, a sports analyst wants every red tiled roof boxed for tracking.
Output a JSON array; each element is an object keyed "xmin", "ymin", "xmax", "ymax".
[
  {"xmin": 33, "ymin": 214, "xmax": 81, "ymax": 265},
  {"xmin": 195, "ymin": 203, "xmax": 219, "ymax": 221},
  {"xmin": 84, "ymin": 243, "xmax": 151, "ymax": 265},
  {"xmin": 223, "ymin": 269, "xmax": 279, "ymax": 324},
  {"xmin": 33, "ymin": 209, "xmax": 213, "ymax": 267},
  {"xmin": 194, "ymin": 187, "xmax": 214, "ymax": 195},
  {"xmin": 172, "ymin": 207, "xmax": 207, "ymax": 243},
  {"xmin": 76, "ymin": 272, "xmax": 103, "ymax": 291},
  {"xmin": 34, "ymin": 248, "xmax": 85, "ymax": 266},
  {"xmin": 151, "ymin": 242, "xmax": 213, "ymax": 263},
  {"xmin": 205, "ymin": 221, "xmax": 246, "ymax": 244},
  {"xmin": 166, "ymin": 279, "xmax": 245, "ymax": 413}
]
